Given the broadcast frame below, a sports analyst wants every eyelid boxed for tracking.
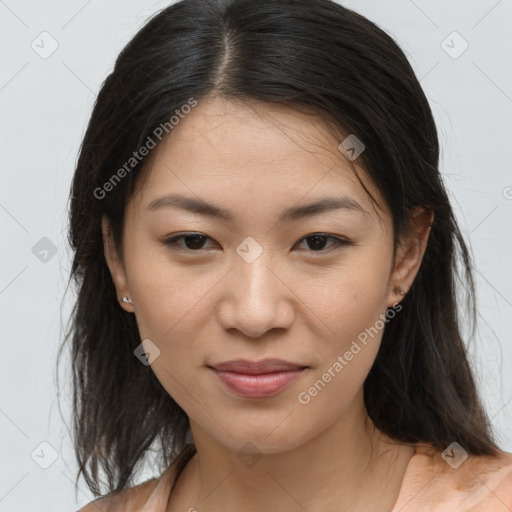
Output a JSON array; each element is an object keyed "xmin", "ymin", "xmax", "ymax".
[
  {"xmin": 162, "ymin": 232, "xmax": 217, "ymax": 252},
  {"xmin": 162, "ymin": 232, "xmax": 354, "ymax": 253}
]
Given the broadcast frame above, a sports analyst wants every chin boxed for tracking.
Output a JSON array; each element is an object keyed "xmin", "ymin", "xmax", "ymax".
[{"xmin": 205, "ymin": 414, "xmax": 316, "ymax": 456}]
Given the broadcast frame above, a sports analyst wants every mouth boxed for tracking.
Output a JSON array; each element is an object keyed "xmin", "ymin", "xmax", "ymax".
[{"xmin": 208, "ymin": 359, "xmax": 309, "ymax": 398}]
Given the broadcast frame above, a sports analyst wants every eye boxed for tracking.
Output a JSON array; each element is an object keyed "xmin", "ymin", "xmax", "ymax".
[
  {"xmin": 162, "ymin": 232, "xmax": 352, "ymax": 253},
  {"xmin": 294, "ymin": 233, "xmax": 353, "ymax": 252},
  {"xmin": 163, "ymin": 233, "xmax": 216, "ymax": 252}
]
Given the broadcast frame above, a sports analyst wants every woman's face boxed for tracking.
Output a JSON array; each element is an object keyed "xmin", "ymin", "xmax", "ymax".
[{"xmin": 103, "ymin": 97, "xmax": 419, "ymax": 454}]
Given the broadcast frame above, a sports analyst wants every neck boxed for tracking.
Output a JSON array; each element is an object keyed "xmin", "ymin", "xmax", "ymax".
[{"xmin": 171, "ymin": 392, "xmax": 415, "ymax": 512}]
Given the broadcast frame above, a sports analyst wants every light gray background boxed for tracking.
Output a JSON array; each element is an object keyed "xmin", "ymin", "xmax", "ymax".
[{"xmin": 1, "ymin": 0, "xmax": 511, "ymax": 510}]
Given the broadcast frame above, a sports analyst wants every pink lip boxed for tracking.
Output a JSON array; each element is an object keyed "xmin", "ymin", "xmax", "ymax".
[
  {"xmin": 209, "ymin": 359, "xmax": 308, "ymax": 398},
  {"xmin": 210, "ymin": 358, "xmax": 306, "ymax": 374}
]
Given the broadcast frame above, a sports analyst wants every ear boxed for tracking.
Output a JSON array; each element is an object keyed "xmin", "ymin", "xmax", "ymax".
[
  {"xmin": 102, "ymin": 216, "xmax": 133, "ymax": 312},
  {"xmin": 387, "ymin": 206, "xmax": 434, "ymax": 307}
]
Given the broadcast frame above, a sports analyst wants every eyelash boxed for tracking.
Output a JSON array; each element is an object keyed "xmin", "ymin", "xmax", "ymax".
[{"xmin": 162, "ymin": 232, "xmax": 353, "ymax": 254}]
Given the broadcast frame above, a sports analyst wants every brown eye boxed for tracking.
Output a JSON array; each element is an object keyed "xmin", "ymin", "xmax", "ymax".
[
  {"xmin": 162, "ymin": 232, "xmax": 352, "ymax": 254},
  {"xmin": 163, "ymin": 233, "xmax": 216, "ymax": 252},
  {"xmin": 295, "ymin": 233, "xmax": 352, "ymax": 252}
]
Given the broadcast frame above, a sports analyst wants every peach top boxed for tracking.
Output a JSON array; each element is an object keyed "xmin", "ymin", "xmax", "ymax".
[{"xmin": 79, "ymin": 443, "xmax": 512, "ymax": 511}]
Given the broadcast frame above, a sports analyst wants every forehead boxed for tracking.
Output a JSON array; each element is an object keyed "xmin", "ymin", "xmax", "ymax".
[{"xmin": 129, "ymin": 97, "xmax": 388, "ymax": 223}]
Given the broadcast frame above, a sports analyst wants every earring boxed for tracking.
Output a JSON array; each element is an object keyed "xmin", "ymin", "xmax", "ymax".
[
  {"xmin": 122, "ymin": 296, "xmax": 132, "ymax": 304},
  {"xmin": 393, "ymin": 285, "xmax": 405, "ymax": 296}
]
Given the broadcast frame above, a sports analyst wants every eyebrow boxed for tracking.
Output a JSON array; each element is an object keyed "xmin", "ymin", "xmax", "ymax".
[{"xmin": 145, "ymin": 193, "xmax": 366, "ymax": 223}]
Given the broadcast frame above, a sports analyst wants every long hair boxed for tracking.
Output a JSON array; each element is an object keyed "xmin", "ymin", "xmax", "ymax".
[{"xmin": 58, "ymin": 0, "xmax": 500, "ymax": 499}]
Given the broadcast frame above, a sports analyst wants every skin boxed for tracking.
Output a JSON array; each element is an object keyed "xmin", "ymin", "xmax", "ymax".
[{"xmin": 103, "ymin": 96, "xmax": 433, "ymax": 511}]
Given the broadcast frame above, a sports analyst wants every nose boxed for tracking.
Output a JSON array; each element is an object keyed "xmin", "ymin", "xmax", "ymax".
[{"xmin": 217, "ymin": 255, "xmax": 295, "ymax": 339}]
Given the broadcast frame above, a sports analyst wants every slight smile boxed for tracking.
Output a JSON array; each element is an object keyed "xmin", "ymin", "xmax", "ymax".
[{"xmin": 208, "ymin": 359, "xmax": 310, "ymax": 399}]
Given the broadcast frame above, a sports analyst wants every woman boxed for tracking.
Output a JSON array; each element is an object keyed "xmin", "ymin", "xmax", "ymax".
[{"xmin": 62, "ymin": 0, "xmax": 512, "ymax": 510}]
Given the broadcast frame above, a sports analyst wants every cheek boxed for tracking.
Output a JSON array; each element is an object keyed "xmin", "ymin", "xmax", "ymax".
[
  {"xmin": 294, "ymin": 261, "xmax": 392, "ymax": 423},
  {"xmin": 124, "ymin": 240, "xmax": 218, "ymax": 340},
  {"xmin": 116, "ymin": 231, "xmax": 217, "ymax": 412},
  {"xmin": 295, "ymin": 246, "xmax": 393, "ymax": 347}
]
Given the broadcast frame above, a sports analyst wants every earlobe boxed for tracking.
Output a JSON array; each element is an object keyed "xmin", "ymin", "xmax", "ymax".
[
  {"xmin": 101, "ymin": 216, "xmax": 133, "ymax": 312},
  {"xmin": 387, "ymin": 206, "xmax": 434, "ymax": 306}
]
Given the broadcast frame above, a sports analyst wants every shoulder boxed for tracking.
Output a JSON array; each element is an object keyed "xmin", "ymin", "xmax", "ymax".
[
  {"xmin": 76, "ymin": 444, "xmax": 196, "ymax": 512},
  {"xmin": 401, "ymin": 443, "xmax": 512, "ymax": 510},
  {"xmin": 76, "ymin": 476, "xmax": 160, "ymax": 512}
]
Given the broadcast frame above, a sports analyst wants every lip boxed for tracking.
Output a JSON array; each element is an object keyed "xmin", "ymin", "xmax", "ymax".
[
  {"xmin": 209, "ymin": 358, "xmax": 307, "ymax": 374},
  {"xmin": 208, "ymin": 359, "xmax": 309, "ymax": 398}
]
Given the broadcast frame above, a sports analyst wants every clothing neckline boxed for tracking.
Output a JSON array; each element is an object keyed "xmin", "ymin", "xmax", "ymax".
[
  {"xmin": 147, "ymin": 442, "xmax": 421, "ymax": 511},
  {"xmin": 143, "ymin": 442, "xmax": 512, "ymax": 512}
]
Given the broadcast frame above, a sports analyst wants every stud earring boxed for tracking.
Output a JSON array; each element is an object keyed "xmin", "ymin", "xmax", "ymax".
[{"xmin": 122, "ymin": 296, "xmax": 132, "ymax": 304}]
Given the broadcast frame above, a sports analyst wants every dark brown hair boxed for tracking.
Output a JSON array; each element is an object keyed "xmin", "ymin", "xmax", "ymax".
[{"xmin": 58, "ymin": 0, "xmax": 501, "ymax": 500}]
